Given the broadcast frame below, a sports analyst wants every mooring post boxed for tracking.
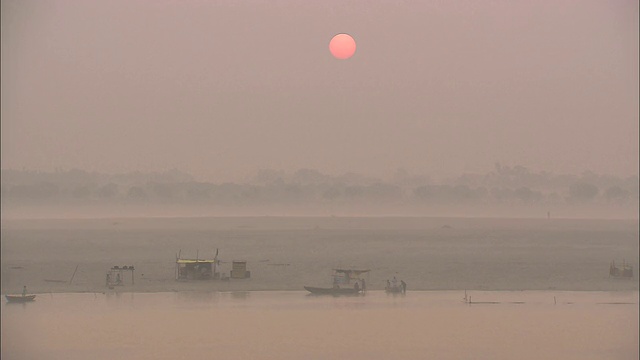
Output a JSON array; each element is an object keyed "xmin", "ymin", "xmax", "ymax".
[{"xmin": 69, "ymin": 264, "xmax": 79, "ymax": 284}]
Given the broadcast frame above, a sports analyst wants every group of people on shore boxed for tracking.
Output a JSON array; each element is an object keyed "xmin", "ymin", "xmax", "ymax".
[{"xmin": 386, "ymin": 276, "xmax": 407, "ymax": 294}]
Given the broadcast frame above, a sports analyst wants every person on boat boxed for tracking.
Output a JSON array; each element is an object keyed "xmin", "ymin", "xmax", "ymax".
[
  {"xmin": 401, "ymin": 280, "xmax": 407, "ymax": 294},
  {"xmin": 22, "ymin": 286, "xmax": 27, "ymax": 297},
  {"xmin": 354, "ymin": 281, "xmax": 360, "ymax": 292}
]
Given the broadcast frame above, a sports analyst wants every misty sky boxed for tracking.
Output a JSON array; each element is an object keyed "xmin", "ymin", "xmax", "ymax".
[{"xmin": 1, "ymin": 0, "xmax": 638, "ymax": 182}]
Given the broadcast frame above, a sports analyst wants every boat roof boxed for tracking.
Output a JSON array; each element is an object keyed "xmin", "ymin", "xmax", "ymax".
[
  {"xmin": 176, "ymin": 259, "xmax": 217, "ymax": 264},
  {"xmin": 333, "ymin": 269, "xmax": 370, "ymax": 274}
]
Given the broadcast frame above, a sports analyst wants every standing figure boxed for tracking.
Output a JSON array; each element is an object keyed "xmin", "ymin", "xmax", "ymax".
[
  {"xmin": 361, "ymin": 278, "xmax": 366, "ymax": 293},
  {"xmin": 354, "ymin": 281, "xmax": 360, "ymax": 292},
  {"xmin": 401, "ymin": 280, "xmax": 407, "ymax": 294},
  {"xmin": 22, "ymin": 286, "xmax": 27, "ymax": 297}
]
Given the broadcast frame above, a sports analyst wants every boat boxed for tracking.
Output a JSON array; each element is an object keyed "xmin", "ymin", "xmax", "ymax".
[
  {"xmin": 304, "ymin": 286, "xmax": 361, "ymax": 295},
  {"xmin": 610, "ymin": 260, "xmax": 633, "ymax": 279},
  {"xmin": 5, "ymin": 295, "xmax": 36, "ymax": 303},
  {"xmin": 304, "ymin": 269, "xmax": 370, "ymax": 296}
]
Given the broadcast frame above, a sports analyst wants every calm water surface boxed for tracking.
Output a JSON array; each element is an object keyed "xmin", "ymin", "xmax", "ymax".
[{"xmin": 2, "ymin": 291, "xmax": 638, "ymax": 360}]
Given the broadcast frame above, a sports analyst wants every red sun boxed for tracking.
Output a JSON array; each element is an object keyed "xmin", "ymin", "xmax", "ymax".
[{"xmin": 329, "ymin": 33, "xmax": 356, "ymax": 60}]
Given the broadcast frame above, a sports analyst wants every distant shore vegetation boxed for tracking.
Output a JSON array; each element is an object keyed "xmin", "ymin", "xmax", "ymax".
[{"xmin": 1, "ymin": 165, "xmax": 637, "ymax": 218}]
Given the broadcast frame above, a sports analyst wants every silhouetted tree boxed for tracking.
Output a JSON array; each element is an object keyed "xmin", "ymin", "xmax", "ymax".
[
  {"xmin": 515, "ymin": 187, "xmax": 543, "ymax": 203},
  {"xmin": 185, "ymin": 182, "xmax": 211, "ymax": 202},
  {"xmin": 72, "ymin": 185, "xmax": 91, "ymax": 199},
  {"xmin": 604, "ymin": 186, "xmax": 629, "ymax": 201},
  {"xmin": 568, "ymin": 182, "xmax": 598, "ymax": 202},
  {"xmin": 322, "ymin": 187, "xmax": 341, "ymax": 201},
  {"xmin": 127, "ymin": 186, "xmax": 147, "ymax": 201},
  {"xmin": 148, "ymin": 182, "xmax": 175, "ymax": 200},
  {"xmin": 98, "ymin": 183, "xmax": 119, "ymax": 198}
]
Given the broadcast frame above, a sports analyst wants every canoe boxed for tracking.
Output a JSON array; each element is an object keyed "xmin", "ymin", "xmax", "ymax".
[
  {"xmin": 5, "ymin": 295, "xmax": 36, "ymax": 303},
  {"xmin": 304, "ymin": 286, "xmax": 360, "ymax": 295}
]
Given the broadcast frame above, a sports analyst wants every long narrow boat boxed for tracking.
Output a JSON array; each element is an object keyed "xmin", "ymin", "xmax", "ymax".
[
  {"xmin": 5, "ymin": 295, "xmax": 36, "ymax": 303},
  {"xmin": 304, "ymin": 286, "xmax": 360, "ymax": 295},
  {"xmin": 304, "ymin": 269, "xmax": 370, "ymax": 296}
]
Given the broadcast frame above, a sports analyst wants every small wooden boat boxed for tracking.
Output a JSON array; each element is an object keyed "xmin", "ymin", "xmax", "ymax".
[
  {"xmin": 5, "ymin": 295, "xmax": 36, "ymax": 303},
  {"xmin": 304, "ymin": 286, "xmax": 360, "ymax": 295},
  {"xmin": 304, "ymin": 269, "xmax": 370, "ymax": 296},
  {"xmin": 610, "ymin": 260, "xmax": 633, "ymax": 279}
]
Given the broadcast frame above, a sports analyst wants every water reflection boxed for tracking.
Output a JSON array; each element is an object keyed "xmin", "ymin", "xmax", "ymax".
[
  {"xmin": 230, "ymin": 291, "xmax": 250, "ymax": 300},
  {"xmin": 175, "ymin": 291, "xmax": 218, "ymax": 302},
  {"xmin": 1, "ymin": 291, "xmax": 637, "ymax": 360}
]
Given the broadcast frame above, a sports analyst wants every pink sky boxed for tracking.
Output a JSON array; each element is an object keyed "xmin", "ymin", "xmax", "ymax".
[{"xmin": 1, "ymin": 0, "xmax": 638, "ymax": 181}]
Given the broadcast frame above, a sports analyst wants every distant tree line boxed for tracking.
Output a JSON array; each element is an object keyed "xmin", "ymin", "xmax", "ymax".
[{"xmin": 1, "ymin": 165, "xmax": 638, "ymax": 207}]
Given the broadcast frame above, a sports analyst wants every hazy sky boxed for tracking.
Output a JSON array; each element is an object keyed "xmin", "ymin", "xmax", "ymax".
[{"xmin": 2, "ymin": 0, "xmax": 638, "ymax": 182}]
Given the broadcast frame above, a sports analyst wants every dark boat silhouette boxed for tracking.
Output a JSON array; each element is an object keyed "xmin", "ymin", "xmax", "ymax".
[
  {"xmin": 304, "ymin": 286, "xmax": 360, "ymax": 295},
  {"xmin": 5, "ymin": 295, "xmax": 36, "ymax": 303},
  {"xmin": 304, "ymin": 269, "xmax": 370, "ymax": 296}
]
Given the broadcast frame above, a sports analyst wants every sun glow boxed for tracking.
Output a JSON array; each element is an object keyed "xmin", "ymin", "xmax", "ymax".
[{"xmin": 329, "ymin": 33, "xmax": 356, "ymax": 60}]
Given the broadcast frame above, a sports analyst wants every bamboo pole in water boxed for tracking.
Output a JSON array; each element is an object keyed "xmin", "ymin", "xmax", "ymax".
[{"xmin": 69, "ymin": 264, "xmax": 79, "ymax": 284}]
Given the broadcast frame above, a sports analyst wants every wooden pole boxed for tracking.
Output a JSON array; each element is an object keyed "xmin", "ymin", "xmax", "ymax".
[{"xmin": 69, "ymin": 264, "xmax": 79, "ymax": 284}]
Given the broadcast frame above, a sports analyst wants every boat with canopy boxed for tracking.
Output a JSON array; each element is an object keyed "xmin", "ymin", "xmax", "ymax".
[{"xmin": 304, "ymin": 269, "xmax": 370, "ymax": 295}]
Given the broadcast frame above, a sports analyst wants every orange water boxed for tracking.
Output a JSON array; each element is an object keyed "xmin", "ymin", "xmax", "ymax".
[{"xmin": 2, "ymin": 291, "xmax": 638, "ymax": 360}]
